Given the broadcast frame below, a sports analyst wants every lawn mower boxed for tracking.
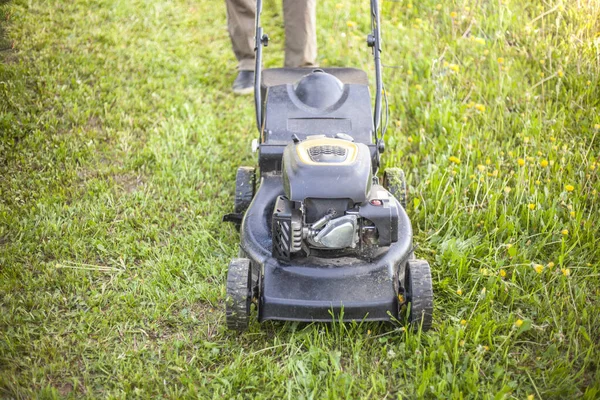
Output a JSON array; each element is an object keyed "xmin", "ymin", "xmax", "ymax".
[{"xmin": 223, "ymin": 0, "xmax": 433, "ymax": 332}]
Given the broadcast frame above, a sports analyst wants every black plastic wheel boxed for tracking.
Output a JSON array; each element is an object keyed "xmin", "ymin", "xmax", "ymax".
[
  {"xmin": 404, "ymin": 259, "xmax": 434, "ymax": 332},
  {"xmin": 225, "ymin": 258, "xmax": 254, "ymax": 331},
  {"xmin": 234, "ymin": 167, "xmax": 256, "ymax": 215},
  {"xmin": 383, "ymin": 168, "xmax": 407, "ymax": 209}
]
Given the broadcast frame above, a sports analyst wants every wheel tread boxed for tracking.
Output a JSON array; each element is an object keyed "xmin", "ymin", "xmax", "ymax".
[
  {"xmin": 226, "ymin": 258, "xmax": 251, "ymax": 331},
  {"xmin": 383, "ymin": 168, "xmax": 407, "ymax": 209},
  {"xmin": 406, "ymin": 259, "xmax": 434, "ymax": 331}
]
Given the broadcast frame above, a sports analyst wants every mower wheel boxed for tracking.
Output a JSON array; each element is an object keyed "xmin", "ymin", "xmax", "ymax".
[
  {"xmin": 225, "ymin": 258, "xmax": 255, "ymax": 331},
  {"xmin": 234, "ymin": 167, "xmax": 256, "ymax": 215},
  {"xmin": 404, "ymin": 259, "xmax": 434, "ymax": 332},
  {"xmin": 383, "ymin": 168, "xmax": 407, "ymax": 209}
]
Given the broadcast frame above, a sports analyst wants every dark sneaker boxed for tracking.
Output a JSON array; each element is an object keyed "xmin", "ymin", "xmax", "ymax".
[{"xmin": 232, "ymin": 70, "xmax": 254, "ymax": 95}]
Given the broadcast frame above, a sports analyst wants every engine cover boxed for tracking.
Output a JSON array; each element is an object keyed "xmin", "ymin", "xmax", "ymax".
[{"xmin": 282, "ymin": 136, "xmax": 372, "ymax": 203}]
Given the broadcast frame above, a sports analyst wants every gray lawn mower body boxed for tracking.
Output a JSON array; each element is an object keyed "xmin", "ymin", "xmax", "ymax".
[{"xmin": 224, "ymin": 0, "xmax": 433, "ymax": 331}]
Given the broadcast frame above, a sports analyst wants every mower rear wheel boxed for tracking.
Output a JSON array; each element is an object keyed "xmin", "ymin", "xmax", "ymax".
[
  {"xmin": 226, "ymin": 258, "xmax": 255, "ymax": 331},
  {"xmin": 234, "ymin": 167, "xmax": 256, "ymax": 215},
  {"xmin": 404, "ymin": 259, "xmax": 434, "ymax": 332},
  {"xmin": 383, "ymin": 168, "xmax": 407, "ymax": 209}
]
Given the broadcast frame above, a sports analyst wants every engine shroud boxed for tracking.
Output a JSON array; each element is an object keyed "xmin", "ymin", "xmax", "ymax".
[
  {"xmin": 282, "ymin": 137, "xmax": 373, "ymax": 204},
  {"xmin": 273, "ymin": 135, "xmax": 400, "ymax": 260}
]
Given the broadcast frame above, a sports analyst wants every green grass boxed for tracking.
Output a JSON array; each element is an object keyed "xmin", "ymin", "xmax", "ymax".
[{"xmin": 1, "ymin": 0, "xmax": 599, "ymax": 398}]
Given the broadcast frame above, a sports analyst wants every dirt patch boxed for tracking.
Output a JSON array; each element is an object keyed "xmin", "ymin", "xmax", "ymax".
[
  {"xmin": 76, "ymin": 165, "xmax": 144, "ymax": 195},
  {"xmin": 112, "ymin": 173, "xmax": 143, "ymax": 194}
]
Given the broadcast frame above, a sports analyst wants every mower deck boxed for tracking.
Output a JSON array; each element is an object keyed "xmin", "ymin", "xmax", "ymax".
[{"xmin": 240, "ymin": 175, "xmax": 413, "ymax": 322}]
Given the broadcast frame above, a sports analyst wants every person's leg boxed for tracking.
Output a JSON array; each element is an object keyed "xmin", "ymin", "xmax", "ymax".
[
  {"xmin": 225, "ymin": 0, "xmax": 256, "ymax": 93},
  {"xmin": 282, "ymin": 0, "xmax": 317, "ymax": 68},
  {"xmin": 225, "ymin": 0, "xmax": 256, "ymax": 71}
]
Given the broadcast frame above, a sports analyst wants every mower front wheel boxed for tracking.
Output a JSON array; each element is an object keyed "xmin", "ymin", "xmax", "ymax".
[
  {"xmin": 225, "ymin": 258, "xmax": 257, "ymax": 332},
  {"xmin": 403, "ymin": 259, "xmax": 434, "ymax": 332}
]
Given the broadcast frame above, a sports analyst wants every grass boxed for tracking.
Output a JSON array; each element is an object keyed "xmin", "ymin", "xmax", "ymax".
[{"xmin": 1, "ymin": 0, "xmax": 599, "ymax": 398}]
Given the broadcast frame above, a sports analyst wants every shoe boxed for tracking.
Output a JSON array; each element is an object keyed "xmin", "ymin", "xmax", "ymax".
[{"xmin": 232, "ymin": 70, "xmax": 254, "ymax": 95}]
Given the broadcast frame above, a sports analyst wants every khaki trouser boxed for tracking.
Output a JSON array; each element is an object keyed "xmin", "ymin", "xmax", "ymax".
[{"xmin": 225, "ymin": 0, "xmax": 317, "ymax": 70}]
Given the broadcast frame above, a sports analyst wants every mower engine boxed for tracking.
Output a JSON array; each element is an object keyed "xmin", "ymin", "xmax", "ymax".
[{"xmin": 272, "ymin": 136, "xmax": 401, "ymax": 260}]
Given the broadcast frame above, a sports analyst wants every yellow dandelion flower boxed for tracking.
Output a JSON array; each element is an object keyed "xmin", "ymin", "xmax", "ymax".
[
  {"xmin": 483, "ymin": 345, "xmax": 489, "ymax": 351},
  {"xmin": 515, "ymin": 319, "xmax": 524, "ymax": 328},
  {"xmin": 557, "ymin": 70, "xmax": 564, "ymax": 78},
  {"xmin": 474, "ymin": 104, "xmax": 486, "ymax": 112},
  {"xmin": 436, "ymin": 4, "xmax": 442, "ymax": 10},
  {"xmin": 561, "ymin": 229, "xmax": 569, "ymax": 236},
  {"xmin": 497, "ymin": 57, "xmax": 504, "ymax": 64},
  {"xmin": 594, "ymin": 124, "xmax": 600, "ymax": 130},
  {"xmin": 407, "ymin": 136, "xmax": 413, "ymax": 143},
  {"xmin": 534, "ymin": 264, "xmax": 544, "ymax": 274},
  {"xmin": 346, "ymin": 21, "xmax": 357, "ymax": 28},
  {"xmin": 460, "ymin": 319, "xmax": 467, "ymax": 326},
  {"xmin": 570, "ymin": 211, "xmax": 575, "ymax": 217},
  {"xmin": 565, "ymin": 184, "xmax": 575, "ymax": 192},
  {"xmin": 473, "ymin": 37, "xmax": 485, "ymax": 45},
  {"xmin": 483, "ymin": 49, "xmax": 489, "ymax": 56},
  {"xmin": 459, "ymin": 340, "xmax": 465, "ymax": 346},
  {"xmin": 335, "ymin": 3, "xmax": 344, "ymax": 9},
  {"xmin": 407, "ymin": 3, "xmax": 413, "ymax": 9},
  {"xmin": 450, "ymin": 11, "xmax": 458, "ymax": 18},
  {"xmin": 500, "ymin": 269, "xmax": 507, "ymax": 278},
  {"xmin": 477, "ymin": 164, "xmax": 486, "ymax": 172},
  {"xmin": 539, "ymin": 60, "xmax": 545, "ymax": 65},
  {"xmin": 527, "ymin": 395, "xmax": 535, "ymax": 400},
  {"xmin": 485, "ymin": 158, "xmax": 491, "ymax": 165},
  {"xmin": 449, "ymin": 156, "xmax": 461, "ymax": 164},
  {"xmin": 504, "ymin": 186, "xmax": 511, "ymax": 194},
  {"xmin": 367, "ymin": 329, "xmax": 371, "ymax": 335},
  {"xmin": 540, "ymin": 159, "xmax": 549, "ymax": 167},
  {"xmin": 561, "ymin": 268, "xmax": 571, "ymax": 276},
  {"xmin": 407, "ymin": 70, "xmax": 413, "ymax": 75},
  {"xmin": 528, "ymin": 203, "xmax": 536, "ymax": 210},
  {"xmin": 587, "ymin": 80, "xmax": 592, "ymax": 86},
  {"xmin": 449, "ymin": 63, "xmax": 460, "ymax": 72},
  {"xmin": 456, "ymin": 288, "xmax": 463, "ymax": 295},
  {"xmin": 547, "ymin": 262, "xmax": 555, "ymax": 268},
  {"xmin": 414, "ymin": 84, "xmax": 423, "ymax": 90},
  {"xmin": 517, "ymin": 158, "xmax": 525, "ymax": 166}
]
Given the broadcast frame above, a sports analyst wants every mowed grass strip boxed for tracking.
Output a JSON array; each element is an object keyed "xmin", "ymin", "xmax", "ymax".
[{"xmin": 1, "ymin": 0, "xmax": 599, "ymax": 398}]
